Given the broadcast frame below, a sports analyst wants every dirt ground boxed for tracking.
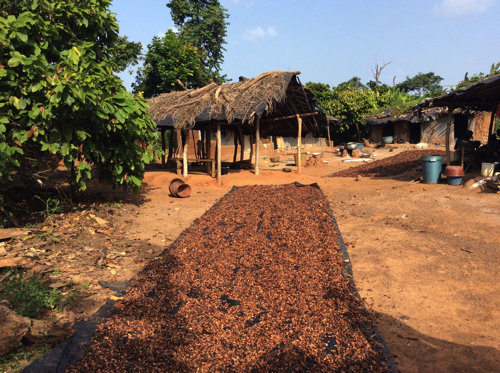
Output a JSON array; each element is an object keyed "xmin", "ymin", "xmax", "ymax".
[
  {"xmin": 128, "ymin": 145, "xmax": 500, "ymax": 373},
  {"xmin": 3, "ymin": 144, "xmax": 500, "ymax": 372}
]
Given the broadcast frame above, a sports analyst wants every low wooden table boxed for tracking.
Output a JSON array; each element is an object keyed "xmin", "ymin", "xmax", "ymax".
[{"xmin": 172, "ymin": 158, "xmax": 215, "ymax": 177}]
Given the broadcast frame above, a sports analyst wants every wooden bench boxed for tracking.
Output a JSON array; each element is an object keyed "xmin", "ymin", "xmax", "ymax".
[{"xmin": 172, "ymin": 158, "xmax": 215, "ymax": 177}]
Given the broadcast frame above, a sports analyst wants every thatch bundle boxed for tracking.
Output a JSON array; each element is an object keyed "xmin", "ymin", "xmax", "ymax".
[{"xmin": 148, "ymin": 71, "xmax": 325, "ymax": 135}]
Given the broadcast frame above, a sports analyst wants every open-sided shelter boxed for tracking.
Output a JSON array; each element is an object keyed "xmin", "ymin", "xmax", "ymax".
[
  {"xmin": 416, "ymin": 75, "xmax": 500, "ymax": 166},
  {"xmin": 366, "ymin": 107, "xmax": 492, "ymax": 145},
  {"xmin": 148, "ymin": 71, "xmax": 327, "ymax": 184}
]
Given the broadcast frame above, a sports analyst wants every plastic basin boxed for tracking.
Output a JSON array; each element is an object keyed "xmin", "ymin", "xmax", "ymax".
[
  {"xmin": 481, "ymin": 162, "xmax": 495, "ymax": 177},
  {"xmin": 382, "ymin": 136, "xmax": 393, "ymax": 144},
  {"xmin": 445, "ymin": 166, "xmax": 464, "ymax": 177},
  {"xmin": 356, "ymin": 143, "xmax": 363, "ymax": 149},
  {"xmin": 447, "ymin": 176, "xmax": 462, "ymax": 186},
  {"xmin": 420, "ymin": 155, "xmax": 443, "ymax": 184}
]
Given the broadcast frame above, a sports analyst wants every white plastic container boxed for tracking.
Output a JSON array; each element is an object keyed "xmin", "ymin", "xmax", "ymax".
[{"xmin": 481, "ymin": 162, "xmax": 495, "ymax": 177}]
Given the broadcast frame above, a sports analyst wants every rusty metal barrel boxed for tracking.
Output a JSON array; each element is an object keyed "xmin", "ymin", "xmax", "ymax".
[{"xmin": 169, "ymin": 178, "xmax": 191, "ymax": 198}]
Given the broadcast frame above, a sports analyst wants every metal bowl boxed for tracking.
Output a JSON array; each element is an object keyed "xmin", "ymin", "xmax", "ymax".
[
  {"xmin": 346, "ymin": 142, "xmax": 357, "ymax": 150},
  {"xmin": 312, "ymin": 152, "xmax": 323, "ymax": 158}
]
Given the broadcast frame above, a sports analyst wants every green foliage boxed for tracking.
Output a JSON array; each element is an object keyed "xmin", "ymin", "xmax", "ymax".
[
  {"xmin": 396, "ymin": 72, "xmax": 444, "ymax": 97},
  {"xmin": 307, "ymin": 82, "xmax": 381, "ymax": 141},
  {"xmin": 0, "ymin": 0, "xmax": 159, "ymax": 194},
  {"xmin": 34, "ymin": 195, "xmax": 64, "ymax": 218},
  {"xmin": 374, "ymin": 88, "xmax": 429, "ymax": 116},
  {"xmin": 111, "ymin": 36, "xmax": 143, "ymax": 74},
  {"xmin": 307, "ymin": 79, "xmax": 429, "ymax": 142},
  {"xmin": 1, "ymin": 270, "xmax": 62, "ymax": 318},
  {"xmin": 132, "ymin": 30, "xmax": 204, "ymax": 97},
  {"xmin": 167, "ymin": 0, "xmax": 229, "ymax": 83},
  {"xmin": 454, "ymin": 61, "xmax": 500, "ymax": 90},
  {"xmin": 82, "ymin": 282, "xmax": 90, "ymax": 289}
]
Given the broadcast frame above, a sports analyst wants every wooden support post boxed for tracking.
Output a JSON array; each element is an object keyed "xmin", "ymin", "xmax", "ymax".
[
  {"xmin": 176, "ymin": 129, "xmax": 183, "ymax": 158},
  {"xmin": 327, "ymin": 124, "xmax": 331, "ymax": 147},
  {"xmin": 161, "ymin": 128, "xmax": 166, "ymax": 168},
  {"xmin": 216, "ymin": 122, "xmax": 222, "ymax": 185},
  {"xmin": 255, "ymin": 116, "xmax": 260, "ymax": 176},
  {"xmin": 239, "ymin": 127, "xmax": 244, "ymax": 161},
  {"xmin": 249, "ymin": 133, "xmax": 254, "ymax": 163},
  {"xmin": 445, "ymin": 109, "xmax": 453, "ymax": 167},
  {"xmin": 297, "ymin": 114, "xmax": 302, "ymax": 174},
  {"xmin": 168, "ymin": 128, "xmax": 174, "ymax": 160},
  {"xmin": 461, "ymin": 145, "xmax": 464, "ymax": 169},
  {"xmin": 201, "ymin": 130, "xmax": 206, "ymax": 159},
  {"xmin": 206, "ymin": 126, "xmax": 212, "ymax": 174},
  {"xmin": 233, "ymin": 129, "xmax": 238, "ymax": 163},
  {"xmin": 488, "ymin": 102, "xmax": 497, "ymax": 137},
  {"xmin": 183, "ymin": 130, "xmax": 188, "ymax": 178}
]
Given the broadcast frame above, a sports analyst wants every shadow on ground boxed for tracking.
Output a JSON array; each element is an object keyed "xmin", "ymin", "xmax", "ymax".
[{"xmin": 376, "ymin": 312, "xmax": 500, "ymax": 373}]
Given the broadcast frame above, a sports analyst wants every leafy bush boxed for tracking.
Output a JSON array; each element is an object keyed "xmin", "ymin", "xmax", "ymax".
[
  {"xmin": 0, "ymin": 0, "xmax": 159, "ymax": 194},
  {"xmin": 1, "ymin": 270, "xmax": 62, "ymax": 318}
]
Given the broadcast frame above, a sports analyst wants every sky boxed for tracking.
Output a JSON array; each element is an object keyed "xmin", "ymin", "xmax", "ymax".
[{"xmin": 111, "ymin": 0, "xmax": 500, "ymax": 92}]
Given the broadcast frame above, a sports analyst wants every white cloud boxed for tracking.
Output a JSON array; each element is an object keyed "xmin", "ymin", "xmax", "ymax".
[
  {"xmin": 242, "ymin": 26, "xmax": 278, "ymax": 42},
  {"xmin": 156, "ymin": 27, "xmax": 179, "ymax": 39},
  {"xmin": 433, "ymin": 0, "xmax": 494, "ymax": 18}
]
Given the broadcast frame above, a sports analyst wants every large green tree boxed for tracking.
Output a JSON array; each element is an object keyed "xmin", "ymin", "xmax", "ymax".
[
  {"xmin": 307, "ymin": 82, "xmax": 383, "ymax": 142},
  {"xmin": 396, "ymin": 72, "xmax": 444, "ymax": 97},
  {"xmin": 132, "ymin": 30, "xmax": 203, "ymax": 97},
  {"xmin": 112, "ymin": 36, "xmax": 143, "ymax": 74},
  {"xmin": 167, "ymin": 0, "xmax": 229, "ymax": 84},
  {"xmin": 0, "ymin": 0, "xmax": 158, "ymax": 193}
]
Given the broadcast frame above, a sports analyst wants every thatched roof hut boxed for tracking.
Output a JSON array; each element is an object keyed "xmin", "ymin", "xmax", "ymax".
[
  {"xmin": 148, "ymin": 71, "xmax": 328, "ymax": 183},
  {"xmin": 148, "ymin": 70, "xmax": 327, "ymax": 137}
]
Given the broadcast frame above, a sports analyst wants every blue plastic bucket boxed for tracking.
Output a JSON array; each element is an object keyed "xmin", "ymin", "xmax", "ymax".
[
  {"xmin": 356, "ymin": 143, "xmax": 363, "ymax": 149},
  {"xmin": 447, "ymin": 176, "xmax": 462, "ymax": 185},
  {"xmin": 420, "ymin": 155, "xmax": 443, "ymax": 184}
]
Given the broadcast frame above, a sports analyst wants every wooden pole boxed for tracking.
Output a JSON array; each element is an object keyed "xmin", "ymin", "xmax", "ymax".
[
  {"xmin": 168, "ymin": 128, "xmax": 174, "ymax": 160},
  {"xmin": 488, "ymin": 102, "xmax": 497, "ymax": 137},
  {"xmin": 176, "ymin": 129, "xmax": 183, "ymax": 158},
  {"xmin": 201, "ymin": 130, "xmax": 206, "ymax": 159},
  {"xmin": 239, "ymin": 127, "xmax": 244, "ymax": 161},
  {"xmin": 461, "ymin": 145, "xmax": 464, "ymax": 169},
  {"xmin": 297, "ymin": 114, "xmax": 302, "ymax": 174},
  {"xmin": 233, "ymin": 129, "xmax": 238, "ymax": 163},
  {"xmin": 255, "ymin": 116, "xmax": 260, "ymax": 176},
  {"xmin": 206, "ymin": 126, "xmax": 212, "ymax": 175},
  {"xmin": 445, "ymin": 109, "xmax": 453, "ymax": 167},
  {"xmin": 183, "ymin": 130, "xmax": 188, "ymax": 177},
  {"xmin": 161, "ymin": 128, "xmax": 166, "ymax": 168},
  {"xmin": 216, "ymin": 122, "xmax": 222, "ymax": 185},
  {"xmin": 249, "ymin": 133, "xmax": 254, "ymax": 163},
  {"xmin": 327, "ymin": 125, "xmax": 331, "ymax": 147}
]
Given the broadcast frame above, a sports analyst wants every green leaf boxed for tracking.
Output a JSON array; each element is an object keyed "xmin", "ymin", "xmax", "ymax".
[
  {"xmin": 68, "ymin": 48, "xmax": 80, "ymax": 65},
  {"xmin": 64, "ymin": 93, "xmax": 75, "ymax": 105},
  {"xmin": 18, "ymin": 97, "xmax": 28, "ymax": 110},
  {"xmin": 17, "ymin": 30, "xmax": 28, "ymax": 43},
  {"xmin": 78, "ymin": 162, "xmax": 86, "ymax": 170},
  {"xmin": 0, "ymin": 70, "xmax": 7, "ymax": 78},
  {"xmin": 8, "ymin": 56, "xmax": 23, "ymax": 67},
  {"xmin": 129, "ymin": 175, "xmax": 141, "ymax": 186}
]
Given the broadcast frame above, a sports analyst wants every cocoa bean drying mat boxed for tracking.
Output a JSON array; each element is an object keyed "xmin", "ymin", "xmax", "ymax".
[
  {"xmin": 325, "ymin": 150, "xmax": 447, "ymax": 178},
  {"xmin": 23, "ymin": 183, "xmax": 397, "ymax": 373}
]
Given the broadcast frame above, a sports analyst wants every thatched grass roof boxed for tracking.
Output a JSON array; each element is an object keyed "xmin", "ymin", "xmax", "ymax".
[{"xmin": 147, "ymin": 71, "xmax": 327, "ymax": 137}]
